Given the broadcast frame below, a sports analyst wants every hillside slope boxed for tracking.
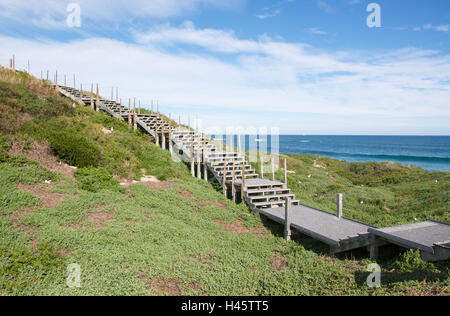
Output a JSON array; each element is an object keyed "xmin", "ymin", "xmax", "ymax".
[{"xmin": 0, "ymin": 68, "xmax": 448, "ymax": 296}]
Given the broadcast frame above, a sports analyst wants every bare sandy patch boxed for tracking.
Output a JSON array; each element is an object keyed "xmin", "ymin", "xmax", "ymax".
[
  {"xmin": 140, "ymin": 274, "xmax": 182, "ymax": 296},
  {"xmin": 18, "ymin": 183, "xmax": 66, "ymax": 209},
  {"xmin": 271, "ymin": 253, "xmax": 288, "ymax": 271},
  {"xmin": 214, "ymin": 219, "xmax": 269, "ymax": 238},
  {"xmin": 9, "ymin": 141, "xmax": 76, "ymax": 178}
]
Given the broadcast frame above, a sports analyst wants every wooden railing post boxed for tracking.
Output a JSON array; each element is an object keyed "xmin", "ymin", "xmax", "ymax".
[
  {"xmin": 203, "ymin": 136, "xmax": 208, "ymax": 181},
  {"xmin": 168, "ymin": 125, "xmax": 173, "ymax": 155},
  {"xmin": 260, "ymin": 155, "xmax": 264, "ymax": 179},
  {"xmin": 223, "ymin": 158, "xmax": 227, "ymax": 197},
  {"xmin": 128, "ymin": 98, "xmax": 131, "ymax": 128},
  {"xmin": 285, "ymin": 197, "xmax": 292, "ymax": 241},
  {"xmin": 241, "ymin": 162, "xmax": 246, "ymax": 202},
  {"xmin": 96, "ymin": 84, "xmax": 100, "ymax": 112},
  {"xmin": 133, "ymin": 98, "xmax": 137, "ymax": 131},
  {"xmin": 190, "ymin": 132, "xmax": 195, "ymax": 177},
  {"xmin": 284, "ymin": 158, "xmax": 288, "ymax": 188},
  {"xmin": 337, "ymin": 194, "xmax": 343, "ymax": 219},
  {"xmin": 232, "ymin": 161, "xmax": 236, "ymax": 203},
  {"xmin": 271, "ymin": 157, "xmax": 275, "ymax": 181},
  {"xmin": 162, "ymin": 124, "xmax": 166, "ymax": 150},
  {"xmin": 119, "ymin": 98, "xmax": 122, "ymax": 120}
]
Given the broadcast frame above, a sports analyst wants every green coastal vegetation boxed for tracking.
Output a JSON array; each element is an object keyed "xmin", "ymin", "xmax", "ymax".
[{"xmin": 0, "ymin": 68, "xmax": 448, "ymax": 296}]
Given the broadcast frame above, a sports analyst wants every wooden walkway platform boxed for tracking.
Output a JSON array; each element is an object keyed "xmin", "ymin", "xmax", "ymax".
[
  {"xmin": 54, "ymin": 83, "xmax": 450, "ymax": 261},
  {"xmin": 258, "ymin": 205, "xmax": 373, "ymax": 255},
  {"xmin": 369, "ymin": 221, "xmax": 450, "ymax": 262}
]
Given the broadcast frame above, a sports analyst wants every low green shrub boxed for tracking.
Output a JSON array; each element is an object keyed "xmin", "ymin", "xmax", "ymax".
[
  {"xmin": 75, "ymin": 167, "xmax": 122, "ymax": 193},
  {"xmin": 48, "ymin": 130, "xmax": 100, "ymax": 168}
]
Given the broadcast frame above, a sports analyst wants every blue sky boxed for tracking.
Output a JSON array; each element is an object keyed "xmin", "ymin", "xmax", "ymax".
[{"xmin": 0, "ymin": 0, "xmax": 449, "ymax": 135}]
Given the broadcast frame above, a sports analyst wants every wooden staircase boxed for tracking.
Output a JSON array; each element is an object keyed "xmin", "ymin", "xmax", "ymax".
[{"xmin": 56, "ymin": 85, "xmax": 299, "ymax": 211}]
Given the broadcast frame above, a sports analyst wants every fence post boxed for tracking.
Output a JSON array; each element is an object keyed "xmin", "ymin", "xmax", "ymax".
[
  {"xmin": 271, "ymin": 157, "xmax": 275, "ymax": 181},
  {"xmin": 337, "ymin": 194, "xmax": 343, "ymax": 219},
  {"xmin": 162, "ymin": 124, "xmax": 166, "ymax": 150},
  {"xmin": 119, "ymin": 98, "xmax": 122, "ymax": 120},
  {"xmin": 232, "ymin": 162, "xmax": 236, "ymax": 203},
  {"xmin": 96, "ymin": 84, "xmax": 100, "ymax": 112},
  {"xmin": 223, "ymin": 158, "xmax": 227, "ymax": 197},
  {"xmin": 203, "ymin": 136, "xmax": 208, "ymax": 181},
  {"xmin": 168, "ymin": 125, "xmax": 173, "ymax": 155},
  {"xmin": 260, "ymin": 155, "xmax": 264, "ymax": 179},
  {"xmin": 190, "ymin": 132, "xmax": 195, "ymax": 177},
  {"xmin": 285, "ymin": 197, "xmax": 292, "ymax": 241},
  {"xmin": 284, "ymin": 158, "xmax": 288, "ymax": 188},
  {"xmin": 128, "ymin": 99, "xmax": 131, "ymax": 128},
  {"xmin": 133, "ymin": 98, "xmax": 137, "ymax": 131},
  {"xmin": 241, "ymin": 162, "xmax": 246, "ymax": 202}
]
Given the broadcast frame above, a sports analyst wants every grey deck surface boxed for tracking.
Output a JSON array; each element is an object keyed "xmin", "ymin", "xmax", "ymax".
[
  {"xmin": 258, "ymin": 205, "xmax": 372, "ymax": 246},
  {"xmin": 368, "ymin": 221, "xmax": 450, "ymax": 254}
]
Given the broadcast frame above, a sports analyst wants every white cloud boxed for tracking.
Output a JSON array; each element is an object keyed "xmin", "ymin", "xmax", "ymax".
[
  {"xmin": 0, "ymin": 0, "xmax": 245, "ymax": 27},
  {"xmin": 414, "ymin": 23, "xmax": 450, "ymax": 32},
  {"xmin": 1, "ymin": 23, "xmax": 449, "ymax": 134},
  {"xmin": 307, "ymin": 27, "xmax": 328, "ymax": 35},
  {"xmin": 316, "ymin": 0, "xmax": 333, "ymax": 13},
  {"xmin": 256, "ymin": 9, "xmax": 281, "ymax": 20}
]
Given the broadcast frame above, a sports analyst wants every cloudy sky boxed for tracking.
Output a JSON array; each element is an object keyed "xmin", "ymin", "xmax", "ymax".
[{"xmin": 1, "ymin": 0, "xmax": 449, "ymax": 135}]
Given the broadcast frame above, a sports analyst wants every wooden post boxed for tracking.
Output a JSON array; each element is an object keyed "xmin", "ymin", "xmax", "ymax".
[
  {"xmin": 168, "ymin": 125, "xmax": 173, "ymax": 155},
  {"xmin": 238, "ymin": 134, "xmax": 241, "ymax": 154},
  {"xmin": 116, "ymin": 87, "xmax": 119, "ymax": 103},
  {"xmin": 9, "ymin": 58, "xmax": 12, "ymax": 70},
  {"xmin": 203, "ymin": 136, "xmax": 208, "ymax": 181},
  {"xmin": 138, "ymin": 100, "xmax": 141, "ymax": 115},
  {"xmin": 260, "ymin": 155, "xmax": 264, "ymax": 179},
  {"xmin": 55, "ymin": 70, "xmax": 58, "ymax": 86},
  {"xmin": 119, "ymin": 98, "xmax": 122, "ymax": 120},
  {"xmin": 12, "ymin": 55, "xmax": 15, "ymax": 72},
  {"xmin": 337, "ymin": 194, "xmax": 343, "ymax": 219},
  {"xmin": 285, "ymin": 197, "xmax": 292, "ymax": 241},
  {"xmin": 241, "ymin": 162, "xmax": 246, "ymax": 202},
  {"xmin": 128, "ymin": 99, "xmax": 131, "ymax": 128},
  {"xmin": 284, "ymin": 158, "xmax": 288, "ymax": 188},
  {"xmin": 231, "ymin": 162, "xmax": 236, "ymax": 203},
  {"xmin": 162, "ymin": 124, "xmax": 166, "ymax": 150},
  {"xmin": 370, "ymin": 236, "xmax": 379, "ymax": 260},
  {"xmin": 96, "ymin": 84, "xmax": 100, "ymax": 111},
  {"xmin": 223, "ymin": 159, "xmax": 227, "ymax": 197},
  {"xmin": 196, "ymin": 137, "xmax": 201, "ymax": 179},
  {"xmin": 133, "ymin": 98, "xmax": 137, "ymax": 131},
  {"xmin": 155, "ymin": 125, "xmax": 159, "ymax": 146},
  {"xmin": 90, "ymin": 84, "xmax": 94, "ymax": 110},
  {"xmin": 190, "ymin": 133, "xmax": 195, "ymax": 177},
  {"xmin": 271, "ymin": 157, "xmax": 275, "ymax": 181}
]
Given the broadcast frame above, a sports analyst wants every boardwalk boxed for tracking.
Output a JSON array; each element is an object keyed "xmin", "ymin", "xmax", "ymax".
[
  {"xmin": 55, "ymin": 84, "xmax": 450, "ymax": 261},
  {"xmin": 369, "ymin": 221, "xmax": 450, "ymax": 262},
  {"xmin": 258, "ymin": 205, "xmax": 373, "ymax": 255}
]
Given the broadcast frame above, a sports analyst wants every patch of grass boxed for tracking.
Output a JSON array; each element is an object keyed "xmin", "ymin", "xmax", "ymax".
[{"xmin": 75, "ymin": 167, "xmax": 122, "ymax": 193}]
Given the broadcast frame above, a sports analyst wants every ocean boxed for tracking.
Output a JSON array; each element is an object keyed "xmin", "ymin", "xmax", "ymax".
[{"xmin": 221, "ymin": 135, "xmax": 450, "ymax": 172}]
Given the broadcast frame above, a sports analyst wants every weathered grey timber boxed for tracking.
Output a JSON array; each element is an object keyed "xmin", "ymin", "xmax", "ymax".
[
  {"xmin": 369, "ymin": 221, "xmax": 450, "ymax": 262},
  {"xmin": 55, "ymin": 83, "xmax": 449, "ymax": 261},
  {"xmin": 257, "ymin": 204, "xmax": 373, "ymax": 255}
]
